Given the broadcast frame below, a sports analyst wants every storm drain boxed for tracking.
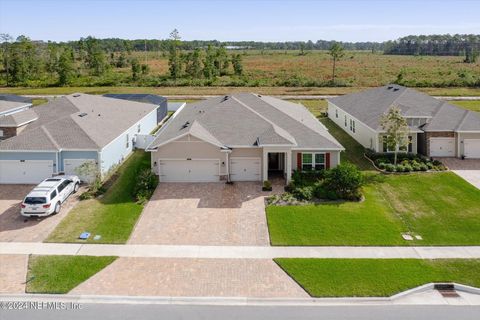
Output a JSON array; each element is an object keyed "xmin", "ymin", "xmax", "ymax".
[{"xmin": 434, "ymin": 283, "xmax": 460, "ymax": 298}]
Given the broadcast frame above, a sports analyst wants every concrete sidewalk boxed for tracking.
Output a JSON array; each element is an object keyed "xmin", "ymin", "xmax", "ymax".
[{"xmin": 1, "ymin": 242, "xmax": 480, "ymax": 259}]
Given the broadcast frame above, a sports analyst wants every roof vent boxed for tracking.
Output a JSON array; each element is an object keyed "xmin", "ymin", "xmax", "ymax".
[
  {"xmin": 73, "ymin": 94, "xmax": 81, "ymax": 97},
  {"xmin": 78, "ymin": 112, "xmax": 88, "ymax": 117},
  {"xmin": 221, "ymin": 96, "xmax": 229, "ymax": 102},
  {"xmin": 181, "ymin": 121, "xmax": 190, "ymax": 129},
  {"xmin": 387, "ymin": 85, "xmax": 393, "ymax": 90},
  {"xmin": 393, "ymin": 88, "xmax": 400, "ymax": 92}
]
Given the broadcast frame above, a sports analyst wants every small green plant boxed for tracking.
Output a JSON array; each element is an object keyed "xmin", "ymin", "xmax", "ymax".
[
  {"xmin": 133, "ymin": 168, "xmax": 158, "ymax": 205},
  {"xmin": 292, "ymin": 186, "xmax": 315, "ymax": 201},
  {"xmin": 385, "ymin": 164, "xmax": 396, "ymax": 172},
  {"xmin": 323, "ymin": 163, "xmax": 364, "ymax": 201},
  {"xmin": 263, "ymin": 180, "xmax": 273, "ymax": 191}
]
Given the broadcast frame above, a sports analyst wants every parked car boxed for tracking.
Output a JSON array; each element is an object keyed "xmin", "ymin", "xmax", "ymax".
[{"xmin": 20, "ymin": 176, "xmax": 81, "ymax": 217}]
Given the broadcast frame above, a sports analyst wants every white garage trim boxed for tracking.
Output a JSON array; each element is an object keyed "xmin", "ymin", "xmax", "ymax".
[
  {"xmin": 464, "ymin": 139, "xmax": 480, "ymax": 159},
  {"xmin": 158, "ymin": 158, "xmax": 220, "ymax": 182},
  {"xmin": 430, "ymin": 137, "xmax": 455, "ymax": 157},
  {"xmin": 230, "ymin": 157, "xmax": 262, "ymax": 181},
  {"xmin": 0, "ymin": 160, "xmax": 54, "ymax": 184}
]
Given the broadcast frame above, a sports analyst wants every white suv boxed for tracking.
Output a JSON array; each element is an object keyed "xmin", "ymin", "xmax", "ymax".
[{"xmin": 21, "ymin": 176, "xmax": 81, "ymax": 217}]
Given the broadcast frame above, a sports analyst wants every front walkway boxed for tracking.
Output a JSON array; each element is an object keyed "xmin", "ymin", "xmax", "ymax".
[
  {"xmin": 441, "ymin": 158, "xmax": 480, "ymax": 189},
  {"xmin": 2, "ymin": 242, "xmax": 480, "ymax": 259},
  {"xmin": 128, "ymin": 182, "xmax": 283, "ymax": 246}
]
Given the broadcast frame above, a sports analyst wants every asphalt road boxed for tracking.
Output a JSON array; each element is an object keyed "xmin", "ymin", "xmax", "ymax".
[{"xmin": 1, "ymin": 304, "xmax": 480, "ymax": 320}]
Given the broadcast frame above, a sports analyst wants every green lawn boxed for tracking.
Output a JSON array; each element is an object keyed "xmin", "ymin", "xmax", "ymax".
[
  {"xmin": 320, "ymin": 117, "xmax": 373, "ymax": 170},
  {"xmin": 267, "ymin": 172, "xmax": 480, "ymax": 246},
  {"xmin": 288, "ymin": 99, "xmax": 327, "ymax": 118},
  {"xmin": 450, "ymin": 100, "xmax": 480, "ymax": 112},
  {"xmin": 275, "ymin": 259, "xmax": 480, "ymax": 297},
  {"xmin": 26, "ymin": 255, "xmax": 116, "ymax": 294},
  {"xmin": 46, "ymin": 151, "xmax": 151, "ymax": 243}
]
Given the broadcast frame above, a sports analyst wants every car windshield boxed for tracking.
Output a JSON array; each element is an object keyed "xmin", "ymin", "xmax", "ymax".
[{"xmin": 24, "ymin": 197, "xmax": 47, "ymax": 204}]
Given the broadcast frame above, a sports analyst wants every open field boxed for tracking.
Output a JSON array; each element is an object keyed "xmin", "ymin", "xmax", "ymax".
[
  {"xmin": 275, "ymin": 258, "xmax": 480, "ymax": 297},
  {"xmin": 26, "ymin": 255, "xmax": 116, "ymax": 294},
  {"xmin": 1, "ymin": 86, "xmax": 480, "ymax": 97},
  {"xmin": 46, "ymin": 151, "xmax": 150, "ymax": 244}
]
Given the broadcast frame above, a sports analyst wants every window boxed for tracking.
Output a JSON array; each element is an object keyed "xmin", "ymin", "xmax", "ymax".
[
  {"xmin": 352, "ymin": 120, "xmax": 355, "ymax": 133},
  {"xmin": 383, "ymin": 136, "xmax": 413, "ymax": 153},
  {"xmin": 399, "ymin": 136, "xmax": 413, "ymax": 152},
  {"xmin": 24, "ymin": 197, "xmax": 47, "ymax": 204},
  {"xmin": 50, "ymin": 190, "xmax": 57, "ymax": 200},
  {"xmin": 335, "ymin": 109, "xmax": 338, "ymax": 118},
  {"xmin": 314, "ymin": 153, "xmax": 325, "ymax": 170},
  {"xmin": 137, "ymin": 124, "xmax": 141, "ymax": 133},
  {"xmin": 0, "ymin": 129, "xmax": 3, "ymax": 137},
  {"xmin": 302, "ymin": 153, "xmax": 325, "ymax": 171},
  {"xmin": 126, "ymin": 134, "xmax": 130, "ymax": 148},
  {"xmin": 302, "ymin": 153, "xmax": 313, "ymax": 171},
  {"xmin": 344, "ymin": 115, "xmax": 347, "ymax": 127},
  {"xmin": 57, "ymin": 184, "xmax": 65, "ymax": 193}
]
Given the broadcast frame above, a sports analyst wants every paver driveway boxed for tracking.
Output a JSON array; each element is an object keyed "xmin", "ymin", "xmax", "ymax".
[
  {"xmin": 129, "ymin": 182, "xmax": 282, "ymax": 246},
  {"xmin": 442, "ymin": 158, "xmax": 480, "ymax": 189},
  {"xmin": 0, "ymin": 185, "xmax": 83, "ymax": 242},
  {"xmin": 71, "ymin": 258, "xmax": 308, "ymax": 298}
]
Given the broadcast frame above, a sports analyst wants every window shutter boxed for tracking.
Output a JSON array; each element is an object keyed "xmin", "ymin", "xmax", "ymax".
[
  {"xmin": 297, "ymin": 153, "xmax": 302, "ymax": 170},
  {"xmin": 325, "ymin": 153, "xmax": 331, "ymax": 169}
]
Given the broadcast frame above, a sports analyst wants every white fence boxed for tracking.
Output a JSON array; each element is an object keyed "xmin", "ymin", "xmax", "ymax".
[{"xmin": 134, "ymin": 134, "xmax": 155, "ymax": 150}]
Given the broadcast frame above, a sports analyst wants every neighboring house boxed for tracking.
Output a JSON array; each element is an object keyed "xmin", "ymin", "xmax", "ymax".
[
  {"xmin": 0, "ymin": 95, "xmax": 33, "ymax": 140},
  {"xmin": 103, "ymin": 94, "xmax": 168, "ymax": 124},
  {"xmin": 147, "ymin": 93, "xmax": 344, "ymax": 183},
  {"xmin": 328, "ymin": 85, "xmax": 480, "ymax": 159},
  {"xmin": 0, "ymin": 93, "xmax": 159, "ymax": 184}
]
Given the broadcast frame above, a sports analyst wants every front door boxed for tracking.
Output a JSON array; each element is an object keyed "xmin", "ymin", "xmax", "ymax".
[{"xmin": 268, "ymin": 153, "xmax": 280, "ymax": 170}]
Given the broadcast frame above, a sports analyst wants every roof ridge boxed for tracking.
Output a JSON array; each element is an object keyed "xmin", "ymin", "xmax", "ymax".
[
  {"xmin": 40, "ymin": 125, "xmax": 61, "ymax": 150},
  {"xmin": 388, "ymin": 86, "xmax": 409, "ymax": 110},
  {"xmin": 230, "ymin": 96, "xmax": 297, "ymax": 144}
]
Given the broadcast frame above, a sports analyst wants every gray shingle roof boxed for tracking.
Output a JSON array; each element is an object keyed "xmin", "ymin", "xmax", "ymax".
[
  {"xmin": 0, "ymin": 100, "xmax": 30, "ymax": 115},
  {"xmin": 0, "ymin": 94, "xmax": 32, "ymax": 104},
  {"xmin": 0, "ymin": 93, "xmax": 158, "ymax": 151},
  {"xmin": 328, "ymin": 84, "xmax": 480, "ymax": 133},
  {"xmin": 149, "ymin": 93, "xmax": 343, "ymax": 150},
  {"xmin": 0, "ymin": 109, "xmax": 38, "ymax": 127},
  {"xmin": 103, "ymin": 94, "xmax": 166, "ymax": 106}
]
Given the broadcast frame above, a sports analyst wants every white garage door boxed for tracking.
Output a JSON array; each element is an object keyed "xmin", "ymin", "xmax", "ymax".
[
  {"xmin": 159, "ymin": 159, "xmax": 219, "ymax": 182},
  {"xmin": 230, "ymin": 157, "xmax": 261, "ymax": 181},
  {"xmin": 464, "ymin": 139, "xmax": 480, "ymax": 158},
  {"xmin": 430, "ymin": 138, "xmax": 455, "ymax": 157},
  {"xmin": 0, "ymin": 160, "xmax": 54, "ymax": 184},
  {"xmin": 64, "ymin": 159, "xmax": 97, "ymax": 183}
]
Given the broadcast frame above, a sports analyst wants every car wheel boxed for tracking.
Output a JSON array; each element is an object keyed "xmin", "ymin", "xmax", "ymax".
[
  {"xmin": 54, "ymin": 202, "xmax": 61, "ymax": 214},
  {"xmin": 73, "ymin": 183, "xmax": 80, "ymax": 193}
]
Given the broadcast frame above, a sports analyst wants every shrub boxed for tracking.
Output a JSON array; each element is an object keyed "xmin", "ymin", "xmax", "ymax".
[
  {"xmin": 263, "ymin": 180, "xmax": 272, "ymax": 191},
  {"xmin": 419, "ymin": 163, "xmax": 428, "ymax": 171},
  {"xmin": 292, "ymin": 186, "xmax": 314, "ymax": 201},
  {"xmin": 403, "ymin": 164, "xmax": 413, "ymax": 172},
  {"xmin": 378, "ymin": 162, "xmax": 387, "ymax": 169},
  {"xmin": 426, "ymin": 162, "xmax": 434, "ymax": 170},
  {"xmin": 133, "ymin": 169, "xmax": 158, "ymax": 205},
  {"xmin": 291, "ymin": 170, "xmax": 325, "ymax": 187},
  {"xmin": 323, "ymin": 163, "xmax": 363, "ymax": 200},
  {"xmin": 385, "ymin": 164, "xmax": 396, "ymax": 172},
  {"xmin": 396, "ymin": 164, "xmax": 405, "ymax": 172},
  {"xmin": 411, "ymin": 163, "xmax": 422, "ymax": 171},
  {"xmin": 312, "ymin": 182, "xmax": 327, "ymax": 199}
]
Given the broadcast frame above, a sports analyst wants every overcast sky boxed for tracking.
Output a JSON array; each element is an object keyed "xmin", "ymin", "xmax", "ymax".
[{"xmin": 1, "ymin": 0, "xmax": 479, "ymax": 42}]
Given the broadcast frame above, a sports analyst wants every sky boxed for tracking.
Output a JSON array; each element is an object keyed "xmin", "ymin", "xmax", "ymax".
[{"xmin": 1, "ymin": 0, "xmax": 479, "ymax": 42}]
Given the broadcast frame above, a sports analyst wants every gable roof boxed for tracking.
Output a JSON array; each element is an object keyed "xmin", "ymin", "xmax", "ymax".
[
  {"xmin": 0, "ymin": 100, "xmax": 31, "ymax": 115},
  {"xmin": 328, "ymin": 84, "xmax": 480, "ymax": 133},
  {"xmin": 0, "ymin": 93, "xmax": 158, "ymax": 151},
  {"xmin": 103, "ymin": 94, "xmax": 167, "ymax": 106},
  {"xmin": 148, "ymin": 93, "xmax": 343, "ymax": 150},
  {"xmin": 0, "ymin": 109, "xmax": 38, "ymax": 127}
]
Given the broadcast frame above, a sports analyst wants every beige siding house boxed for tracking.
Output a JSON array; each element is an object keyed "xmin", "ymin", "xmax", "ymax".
[
  {"xmin": 328, "ymin": 85, "xmax": 480, "ymax": 159},
  {"xmin": 147, "ymin": 93, "xmax": 344, "ymax": 183}
]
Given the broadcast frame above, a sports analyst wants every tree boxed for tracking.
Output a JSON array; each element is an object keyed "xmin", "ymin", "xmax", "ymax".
[
  {"xmin": 380, "ymin": 106, "xmax": 409, "ymax": 165},
  {"xmin": 203, "ymin": 45, "xmax": 217, "ymax": 79},
  {"xmin": 232, "ymin": 54, "xmax": 243, "ymax": 76},
  {"xmin": 131, "ymin": 58, "xmax": 141, "ymax": 80},
  {"xmin": 215, "ymin": 46, "xmax": 229, "ymax": 75},
  {"xmin": 167, "ymin": 29, "xmax": 182, "ymax": 79},
  {"xmin": 45, "ymin": 43, "xmax": 60, "ymax": 78},
  {"xmin": 83, "ymin": 36, "xmax": 107, "ymax": 75},
  {"xmin": 329, "ymin": 42, "xmax": 345, "ymax": 85},
  {"xmin": 5, "ymin": 36, "xmax": 39, "ymax": 84},
  {"xmin": 185, "ymin": 48, "xmax": 202, "ymax": 78},
  {"xmin": 0, "ymin": 33, "xmax": 13, "ymax": 85},
  {"xmin": 57, "ymin": 47, "xmax": 75, "ymax": 85}
]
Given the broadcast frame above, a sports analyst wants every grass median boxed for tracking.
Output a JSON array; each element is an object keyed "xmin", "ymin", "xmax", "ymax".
[{"xmin": 275, "ymin": 258, "xmax": 480, "ymax": 297}]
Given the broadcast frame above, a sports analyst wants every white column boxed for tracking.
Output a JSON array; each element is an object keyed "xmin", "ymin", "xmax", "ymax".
[
  {"xmin": 262, "ymin": 149, "xmax": 269, "ymax": 181},
  {"xmin": 286, "ymin": 149, "xmax": 292, "ymax": 183}
]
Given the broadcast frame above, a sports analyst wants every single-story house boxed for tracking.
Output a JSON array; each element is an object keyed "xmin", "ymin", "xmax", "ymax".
[
  {"xmin": 103, "ymin": 94, "xmax": 168, "ymax": 124},
  {"xmin": 146, "ymin": 93, "xmax": 344, "ymax": 183},
  {"xmin": 0, "ymin": 93, "xmax": 159, "ymax": 184},
  {"xmin": 0, "ymin": 95, "xmax": 33, "ymax": 140},
  {"xmin": 327, "ymin": 85, "xmax": 480, "ymax": 159}
]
